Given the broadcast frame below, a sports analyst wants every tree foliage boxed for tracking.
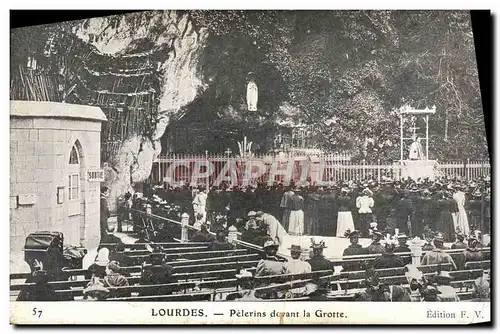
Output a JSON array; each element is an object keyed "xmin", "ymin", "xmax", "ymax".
[
  {"xmin": 191, "ymin": 10, "xmax": 487, "ymax": 162},
  {"xmin": 10, "ymin": 11, "xmax": 488, "ymax": 162}
]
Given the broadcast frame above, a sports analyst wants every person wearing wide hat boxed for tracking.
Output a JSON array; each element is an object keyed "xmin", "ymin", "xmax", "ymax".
[
  {"xmin": 372, "ymin": 236, "xmax": 405, "ymax": 269},
  {"xmin": 394, "ymin": 232, "xmax": 411, "ymax": 253},
  {"xmin": 410, "ymin": 184, "xmax": 429, "ymax": 238},
  {"xmin": 472, "ymin": 266, "xmax": 490, "ymax": 301},
  {"xmin": 434, "ymin": 190, "xmax": 456, "ymax": 243},
  {"xmin": 341, "ymin": 230, "xmax": 368, "ymax": 272},
  {"xmin": 255, "ymin": 239, "xmax": 286, "ymax": 277},
  {"xmin": 108, "ymin": 243, "xmax": 130, "ymax": 273},
  {"xmin": 336, "ymin": 188, "xmax": 355, "ymax": 238},
  {"xmin": 284, "ymin": 245, "xmax": 311, "ymax": 274},
  {"xmin": 140, "ymin": 252, "xmax": 176, "ymax": 293},
  {"xmin": 245, "ymin": 211, "xmax": 258, "ymax": 230},
  {"xmin": 365, "ymin": 230, "xmax": 385, "ymax": 255},
  {"xmin": 255, "ymin": 211, "xmax": 287, "ymax": 246},
  {"xmin": 305, "ymin": 278, "xmax": 331, "ymax": 301},
  {"xmin": 354, "ymin": 269, "xmax": 408, "ymax": 301},
  {"xmin": 467, "ymin": 189, "xmax": 483, "ymax": 232},
  {"xmin": 420, "ymin": 233, "xmax": 457, "ymax": 270},
  {"xmin": 240, "ymin": 211, "xmax": 261, "ymax": 244},
  {"xmin": 225, "ymin": 269, "xmax": 263, "ymax": 301},
  {"xmin": 452, "ymin": 183, "xmax": 470, "ymax": 237},
  {"xmin": 463, "ymin": 235, "xmax": 484, "ymax": 265},
  {"xmin": 434, "ymin": 271, "xmax": 460, "ymax": 302},
  {"xmin": 100, "ymin": 260, "xmax": 130, "ymax": 299},
  {"xmin": 307, "ymin": 239, "xmax": 333, "ymax": 272},
  {"xmin": 451, "ymin": 231, "xmax": 467, "ymax": 250},
  {"xmin": 17, "ymin": 263, "xmax": 58, "ymax": 301},
  {"xmin": 395, "ymin": 188, "xmax": 413, "ymax": 238},
  {"xmin": 283, "ymin": 245, "xmax": 312, "ymax": 296}
]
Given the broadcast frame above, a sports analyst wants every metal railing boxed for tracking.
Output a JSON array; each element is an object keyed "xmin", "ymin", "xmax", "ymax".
[{"xmin": 149, "ymin": 154, "xmax": 490, "ymax": 186}]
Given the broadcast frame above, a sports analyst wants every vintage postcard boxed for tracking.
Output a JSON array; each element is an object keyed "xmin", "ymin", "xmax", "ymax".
[{"xmin": 9, "ymin": 9, "xmax": 491, "ymax": 325}]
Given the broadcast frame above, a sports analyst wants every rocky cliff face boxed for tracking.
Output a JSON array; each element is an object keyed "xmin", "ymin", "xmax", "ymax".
[{"xmin": 71, "ymin": 11, "xmax": 209, "ymax": 209}]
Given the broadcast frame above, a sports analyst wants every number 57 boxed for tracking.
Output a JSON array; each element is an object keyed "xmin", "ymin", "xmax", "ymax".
[{"xmin": 32, "ymin": 308, "xmax": 42, "ymax": 318}]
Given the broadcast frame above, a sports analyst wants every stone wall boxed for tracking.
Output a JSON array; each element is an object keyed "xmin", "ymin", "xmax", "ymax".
[{"xmin": 10, "ymin": 113, "xmax": 103, "ymax": 272}]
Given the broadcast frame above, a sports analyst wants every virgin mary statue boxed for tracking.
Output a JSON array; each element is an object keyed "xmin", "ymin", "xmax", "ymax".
[{"xmin": 246, "ymin": 72, "xmax": 258, "ymax": 111}]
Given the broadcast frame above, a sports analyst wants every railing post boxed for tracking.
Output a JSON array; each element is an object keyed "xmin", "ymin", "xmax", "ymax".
[
  {"xmin": 228, "ymin": 225, "xmax": 239, "ymax": 244},
  {"xmin": 377, "ymin": 159, "xmax": 381, "ymax": 184},
  {"xmin": 410, "ymin": 237, "xmax": 423, "ymax": 266},
  {"xmin": 181, "ymin": 213, "xmax": 189, "ymax": 243},
  {"xmin": 466, "ymin": 158, "xmax": 470, "ymax": 181}
]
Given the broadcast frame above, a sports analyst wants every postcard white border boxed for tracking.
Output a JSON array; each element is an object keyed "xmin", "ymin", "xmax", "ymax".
[{"xmin": 10, "ymin": 301, "xmax": 490, "ymax": 325}]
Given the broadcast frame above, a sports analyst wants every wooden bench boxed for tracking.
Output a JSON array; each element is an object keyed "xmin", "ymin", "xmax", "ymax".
[
  {"xmin": 328, "ymin": 268, "xmax": 487, "ymax": 292},
  {"xmin": 330, "ymin": 248, "xmax": 491, "ymax": 266},
  {"xmin": 51, "ymin": 278, "xmax": 242, "ymax": 300},
  {"xmin": 168, "ymin": 254, "xmax": 262, "ymax": 267},
  {"xmin": 124, "ymin": 248, "xmax": 252, "ymax": 263},
  {"xmin": 337, "ymin": 263, "xmax": 454, "ymax": 281},
  {"xmin": 11, "ymin": 264, "xmax": 260, "ymax": 292},
  {"xmin": 107, "ymin": 291, "xmax": 214, "ymax": 301},
  {"xmin": 100, "ymin": 242, "xmax": 210, "ymax": 250},
  {"xmin": 324, "ymin": 285, "xmax": 481, "ymax": 301},
  {"xmin": 464, "ymin": 260, "xmax": 490, "ymax": 270},
  {"xmin": 123, "ymin": 246, "xmax": 211, "ymax": 256}
]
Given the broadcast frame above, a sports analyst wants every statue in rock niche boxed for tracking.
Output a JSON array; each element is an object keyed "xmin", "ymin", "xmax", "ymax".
[{"xmin": 246, "ymin": 72, "xmax": 258, "ymax": 111}]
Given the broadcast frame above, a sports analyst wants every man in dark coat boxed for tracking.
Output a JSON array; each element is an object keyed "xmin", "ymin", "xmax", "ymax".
[
  {"xmin": 395, "ymin": 191, "xmax": 413, "ymax": 236},
  {"xmin": 140, "ymin": 253, "xmax": 176, "ymax": 294},
  {"xmin": 394, "ymin": 233, "xmax": 411, "ymax": 253},
  {"xmin": 307, "ymin": 240, "xmax": 333, "ymax": 272},
  {"xmin": 374, "ymin": 184, "xmax": 395, "ymax": 232},
  {"xmin": 17, "ymin": 269, "xmax": 59, "ymax": 301},
  {"xmin": 342, "ymin": 230, "xmax": 368, "ymax": 272},
  {"xmin": 394, "ymin": 233, "xmax": 411, "ymax": 265},
  {"xmin": 467, "ymin": 190, "xmax": 483, "ymax": 232},
  {"xmin": 100, "ymin": 187, "xmax": 110, "ymax": 239}
]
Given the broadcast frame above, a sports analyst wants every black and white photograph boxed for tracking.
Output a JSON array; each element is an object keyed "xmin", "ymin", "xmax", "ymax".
[{"xmin": 9, "ymin": 9, "xmax": 491, "ymax": 324}]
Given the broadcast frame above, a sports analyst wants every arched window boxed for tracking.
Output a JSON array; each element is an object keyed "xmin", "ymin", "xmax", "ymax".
[
  {"xmin": 69, "ymin": 145, "xmax": 79, "ymax": 165},
  {"xmin": 68, "ymin": 144, "xmax": 80, "ymax": 215}
]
